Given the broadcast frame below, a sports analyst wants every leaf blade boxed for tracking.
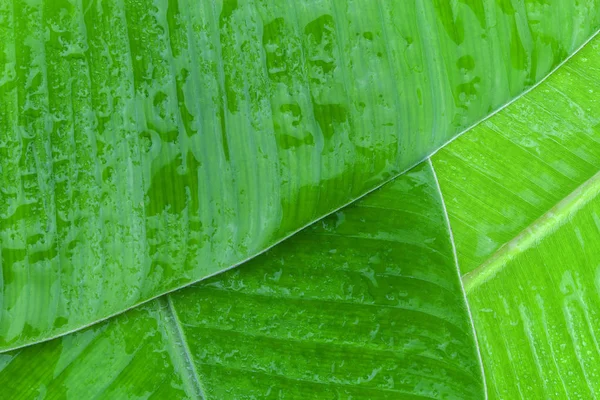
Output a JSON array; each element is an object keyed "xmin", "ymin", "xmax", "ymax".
[
  {"xmin": 0, "ymin": 162, "xmax": 484, "ymax": 399},
  {"xmin": 2, "ymin": 0, "xmax": 599, "ymax": 351},
  {"xmin": 433, "ymin": 30, "xmax": 600, "ymax": 275},
  {"xmin": 432, "ymin": 27, "xmax": 600, "ymax": 397}
]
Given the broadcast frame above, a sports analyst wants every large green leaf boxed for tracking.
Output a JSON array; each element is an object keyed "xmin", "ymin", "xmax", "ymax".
[
  {"xmin": 467, "ymin": 180, "xmax": 600, "ymax": 398},
  {"xmin": 433, "ymin": 31, "xmax": 600, "ymax": 276},
  {"xmin": 431, "ymin": 27, "xmax": 600, "ymax": 398},
  {"xmin": 2, "ymin": 0, "xmax": 599, "ymax": 351},
  {"xmin": 4, "ymin": 16, "xmax": 600, "ymax": 400},
  {"xmin": 0, "ymin": 162, "xmax": 485, "ymax": 399}
]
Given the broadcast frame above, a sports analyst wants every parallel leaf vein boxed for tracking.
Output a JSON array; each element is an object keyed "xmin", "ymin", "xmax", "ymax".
[
  {"xmin": 462, "ymin": 168, "xmax": 600, "ymax": 293},
  {"xmin": 161, "ymin": 297, "xmax": 205, "ymax": 400}
]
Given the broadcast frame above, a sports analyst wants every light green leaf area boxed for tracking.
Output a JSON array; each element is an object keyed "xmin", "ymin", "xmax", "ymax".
[
  {"xmin": 468, "ymin": 179, "xmax": 600, "ymax": 399},
  {"xmin": 0, "ymin": 302, "xmax": 191, "ymax": 399},
  {"xmin": 0, "ymin": 163, "xmax": 485, "ymax": 399},
  {"xmin": 431, "ymin": 28, "xmax": 600, "ymax": 399},
  {"xmin": 433, "ymin": 32, "xmax": 600, "ymax": 275},
  {"xmin": 2, "ymin": 0, "xmax": 599, "ymax": 350}
]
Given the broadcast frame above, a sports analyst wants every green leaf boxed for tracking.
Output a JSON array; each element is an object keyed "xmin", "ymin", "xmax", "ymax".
[
  {"xmin": 5, "ymin": 16, "xmax": 600, "ymax": 400},
  {"xmin": 433, "ymin": 31, "xmax": 600, "ymax": 276},
  {"xmin": 0, "ymin": 162, "xmax": 485, "ymax": 399},
  {"xmin": 430, "ymin": 28, "xmax": 600, "ymax": 398},
  {"xmin": 5, "ymin": 2, "xmax": 600, "ymax": 398},
  {"xmin": 1, "ymin": 0, "xmax": 598, "ymax": 351}
]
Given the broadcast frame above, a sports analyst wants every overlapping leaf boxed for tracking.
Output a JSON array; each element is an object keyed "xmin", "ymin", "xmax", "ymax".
[
  {"xmin": 4, "ymin": 29, "xmax": 600, "ymax": 397},
  {"xmin": 4, "ymin": 1, "xmax": 600, "ymax": 400},
  {"xmin": 0, "ymin": 163, "xmax": 485, "ymax": 399},
  {"xmin": 433, "ymin": 29, "xmax": 600, "ymax": 398},
  {"xmin": 1, "ymin": 0, "xmax": 598, "ymax": 351}
]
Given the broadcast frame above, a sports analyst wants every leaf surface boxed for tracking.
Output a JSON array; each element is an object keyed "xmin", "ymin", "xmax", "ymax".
[
  {"xmin": 433, "ymin": 32, "xmax": 600, "ymax": 275},
  {"xmin": 432, "ymin": 30, "xmax": 600, "ymax": 397},
  {"xmin": 0, "ymin": 163, "xmax": 485, "ymax": 399},
  {"xmin": 1, "ymin": 0, "xmax": 599, "ymax": 350}
]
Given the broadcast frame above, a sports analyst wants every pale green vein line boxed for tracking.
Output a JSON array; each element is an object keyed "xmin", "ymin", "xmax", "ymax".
[
  {"xmin": 376, "ymin": 0, "xmax": 403, "ymax": 163},
  {"xmin": 193, "ymin": 324, "xmax": 478, "ymax": 378},
  {"xmin": 537, "ymin": 299, "xmax": 571, "ymax": 398},
  {"xmin": 198, "ymin": 361, "xmax": 437, "ymax": 399},
  {"xmin": 428, "ymin": 158, "xmax": 488, "ymax": 400},
  {"xmin": 331, "ymin": 0, "xmax": 358, "ymax": 194},
  {"xmin": 160, "ymin": 297, "xmax": 206, "ymax": 400},
  {"xmin": 197, "ymin": 286, "xmax": 466, "ymax": 331},
  {"xmin": 463, "ymin": 168, "xmax": 600, "ymax": 294}
]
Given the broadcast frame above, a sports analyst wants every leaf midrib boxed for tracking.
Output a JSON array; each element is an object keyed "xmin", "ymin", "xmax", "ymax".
[
  {"xmin": 430, "ymin": 26, "xmax": 600, "ymax": 294},
  {"xmin": 461, "ymin": 168, "xmax": 600, "ymax": 293},
  {"xmin": 429, "ymin": 159, "xmax": 488, "ymax": 400},
  {"xmin": 160, "ymin": 296, "xmax": 206, "ymax": 400}
]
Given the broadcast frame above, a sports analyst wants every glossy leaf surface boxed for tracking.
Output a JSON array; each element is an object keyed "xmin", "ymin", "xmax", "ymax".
[
  {"xmin": 1, "ymin": 0, "xmax": 599, "ymax": 350},
  {"xmin": 433, "ymin": 33, "xmax": 600, "ymax": 276},
  {"xmin": 0, "ymin": 163, "xmax": 485, "ymax": 399},
  {"xmin": 467, "ymin": 177, "xmax": 600, "ymax": 399},
  {"xmin": 432, "ymin": 32, "xmax": 600, "ymax": 397}
]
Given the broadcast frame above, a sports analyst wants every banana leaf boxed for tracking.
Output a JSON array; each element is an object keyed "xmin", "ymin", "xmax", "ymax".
[
  {"xmin": 3, "ymin": 26, "xmax": 600, "ymax": 398},
  {"xmin": 3, "ymin": 0, "xmax": 597, "ymax": 351},
  {"xmin": 434, "ymin": 28, "xmax": 600, "ymax": 400},
  {"xmin": 0, "ymin": 162, "xmax": 485, "ymax": 399},
  {"xmin": 0, "ymin": 0, "xmax": 600, "ymax": 399}
]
